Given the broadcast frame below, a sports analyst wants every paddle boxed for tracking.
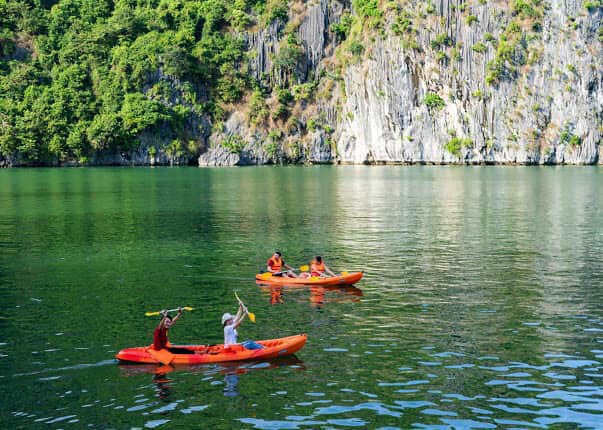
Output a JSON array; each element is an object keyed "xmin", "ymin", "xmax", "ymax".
[
  {"xmin": 301, "ymin": 264, "xmax": 347, "ymax": 277},
  {"xmin": 235, "ymin": 292, "xmax": 256, "ymax": 323},
  {"xmin": 308, "ymin": 271, "xmax": 348, "ymax": 280},
  {"xmin": 148, "ymin": 348, "xmax": 174, "ymax": 365},
  {"xmin": 259, "ymin": 265, "xmax": 309, "ymax": 279},
  {"xmin": 257, "ymin": 272, "xmax": 273, "ymax": 280},
  {"xmin": 145, "ymin": 307, "xmax": 194, "ymax": 317}
]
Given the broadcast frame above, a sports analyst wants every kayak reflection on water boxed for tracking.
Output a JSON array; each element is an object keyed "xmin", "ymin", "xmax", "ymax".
[
  {"xmin": 260, "ymin": 285, "xmax": 363, "ymax": 306},
  {"xmin": 118, "ymin": 355, "xmax": 305, "ymax": 398}
]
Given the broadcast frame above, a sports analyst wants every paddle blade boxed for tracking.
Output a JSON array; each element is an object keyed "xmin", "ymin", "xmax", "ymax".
[
  {"xmin": 145, "ymin": 311, "xmax": 160, "ymax": 317},
  {"xmin": 183, "ymin": 306, "xmax": 194, "ymax": 312},
  {"xmin": 341, "ymin": 271, "xmax": 349, "ymax": 276},
  {"xmin": 299, "ymin": 265, "xmax": 309, "ymax": 272},
  {"xmin": 148, "ymin": 348, "xmax": 174, "ymax": 365},
  {"xmin": 248, "ymin": 312, "xmax": 256, "ymax": 323},
  {"xmin": 258, "ymin": 272, "xmax": 272, "ymax": 280}
]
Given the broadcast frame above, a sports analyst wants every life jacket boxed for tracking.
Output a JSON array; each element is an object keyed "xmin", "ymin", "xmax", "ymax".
[
  {"xmin": 311, "ymin": 260, "xmax": 325, "ymax": 276},
  {"xmin": 268, "ymin": 256, "xmax": 283, "ymax": 273}
]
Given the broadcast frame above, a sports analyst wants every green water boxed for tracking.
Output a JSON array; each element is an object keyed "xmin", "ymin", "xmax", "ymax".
[{"xmin": 1, "ymin": 166, "xmax": 602, "ymax": 429}]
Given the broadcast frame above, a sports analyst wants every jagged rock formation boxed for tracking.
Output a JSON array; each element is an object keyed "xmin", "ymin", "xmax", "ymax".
[
  {"xmin": 200, "ymin": 0, "xmax": 602, "ymax": 166},
  {"xmin": 336, "ymin": 0, "xmax": 602, "ymax": 164}
]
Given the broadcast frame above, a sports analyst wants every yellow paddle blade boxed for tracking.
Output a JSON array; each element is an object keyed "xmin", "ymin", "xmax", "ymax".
[
  {"xmin": 258, "ymin": 272, "xmax": 273, "ymax": 279},
  {"xmin": 145, "ymin": 311, "xmax": 160, "ymax": 317},
  {"xmin": 310, "ymin": 276, "xmax": 321, "ymax": 281},
  {"xmin": 299, "ymin": 265, "xmax": 309, "ymax": 272},
  {"xmin": 183, "ymin": 306, "xmax": 194, "ymax": 312},
  {"xmin": 235, "ymin": 292, "xmax": 256, "ymax": 323},
  {"xmin": 341, "ymin": 271, "xmax": 349, "ymax": 276}
]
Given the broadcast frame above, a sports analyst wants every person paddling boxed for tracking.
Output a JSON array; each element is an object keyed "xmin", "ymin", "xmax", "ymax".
[
  {"xmin": 222, "ymin": 303, "xmax": 247, "ymax": 347},
  {"xmin": 267, "ymin": 251, "xmax": 298, "ymax": 278},
  {"xmin": 153, "ymin": 307, "xmax": 183, "ymax": 351},
  {"xmin": 310, "ymin": 256, "xmax": 337, "ymax": 277}
]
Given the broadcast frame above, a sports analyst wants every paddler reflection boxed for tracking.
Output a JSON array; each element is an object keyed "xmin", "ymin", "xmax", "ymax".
[
  {"xmin": 153, "ymin": 365, "xmax": 174, "ymax": 400},
  {"xmin": 270, "ymin": 285, "xmax": 283, "ymax": 305},
  {"xmin": 310, "ymin": 286, "xmax": 325, "ymax": 308},
  {"xmin": 262, "ymin": 284, "xmax": 363, "ymax": 306},
  {"xmin": 118, "ymin": 356, "xmax": 306, "ymax": 398},
  {"xmin": 223, "ymin": 368, "xmax": 243, "ymax": 397}
]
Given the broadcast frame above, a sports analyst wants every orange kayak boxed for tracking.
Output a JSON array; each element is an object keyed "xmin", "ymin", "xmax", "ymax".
[
  {"xmin": 256, "ymin": 271, "xmax": 363, "ymax": 287},
  {"xmin": 115, "ymin": 334, "xmax": 307, "ymax": 365}
]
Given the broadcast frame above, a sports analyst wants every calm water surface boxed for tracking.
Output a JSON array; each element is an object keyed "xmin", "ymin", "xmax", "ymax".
[{"xmin": 0, "ymin": 166, "xmax": 602, "ymax": 429}]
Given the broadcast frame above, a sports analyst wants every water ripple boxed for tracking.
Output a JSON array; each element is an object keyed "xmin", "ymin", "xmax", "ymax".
[{"xmin": 2, "ymin": 166, "xmax": 603, "ymax": 429}]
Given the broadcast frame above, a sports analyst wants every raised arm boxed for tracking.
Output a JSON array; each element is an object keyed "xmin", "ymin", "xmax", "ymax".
[
  {"xmin": 232, "ymin": 304, "xmax": 247, "ymax": 328},
  {"xmin": 171, "ymin": 307, "xmax": 184, "ymax": 324},
  {"xmin": 157, "ymin": 310, "xmax": 169, "ymax": 329}
]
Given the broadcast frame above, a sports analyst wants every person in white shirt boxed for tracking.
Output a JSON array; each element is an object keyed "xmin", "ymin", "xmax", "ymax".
[{"xmin": 222, "ymin": 303, "xmax": 247, "ymax": 347}]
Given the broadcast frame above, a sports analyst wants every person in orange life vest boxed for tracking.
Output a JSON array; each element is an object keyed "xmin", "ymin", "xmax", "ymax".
[
  {"xmin": 267, "ymin": 251, "xmax": 298, "ymax": 278},
  {"xmin": 153, "ymin": 307, "xmax": 183, "ymax": 351},
  {"xmin": 310, "ymin": 256, "xmax": 336, "ymax": 277}
]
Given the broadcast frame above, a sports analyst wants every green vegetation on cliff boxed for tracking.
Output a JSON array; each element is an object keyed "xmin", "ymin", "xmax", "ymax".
[
  {"xmin": 1, "ymin": 0, "xmax": 599, "ymax": 166},
  {"xmin": 0, "ymin": 0, "xmax": 277, "ymax": 164}
]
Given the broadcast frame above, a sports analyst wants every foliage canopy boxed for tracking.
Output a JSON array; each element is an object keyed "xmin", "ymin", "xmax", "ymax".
[{"xmin": 0, "ymin": 0, "xmax": 258, "ymax": 163}]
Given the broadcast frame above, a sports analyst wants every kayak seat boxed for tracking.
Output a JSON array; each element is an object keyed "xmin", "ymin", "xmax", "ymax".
[{"xmin": 167, "ymin": 347, "xmax": 195, "ymax": 354}]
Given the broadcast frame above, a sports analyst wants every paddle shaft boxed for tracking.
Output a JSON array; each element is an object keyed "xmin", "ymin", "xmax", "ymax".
[
  {"xmin": 145, "ymin": 306, "xmax": 193, "ymax": 317},
  {"xmin": 235, "ymin": 292, "xmax": 256, "ymax": 322},
  {"xmin": 234, "ymin": 292, "xmax": 248, "ymax": 313}
]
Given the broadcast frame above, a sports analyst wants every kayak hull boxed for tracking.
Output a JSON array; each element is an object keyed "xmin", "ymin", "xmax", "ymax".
[
  {"xmin": 116, "ymin": 334, "xmax": 307, "ymax": 364},
  {"xmin": 256, "ymin": 271, "xmax": 363, "ymax": 286}
]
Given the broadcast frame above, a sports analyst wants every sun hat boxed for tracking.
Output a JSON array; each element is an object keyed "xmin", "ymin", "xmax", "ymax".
[{"xmin": 222, "ymin": 313, "xmax": 234, "ymax": 325}]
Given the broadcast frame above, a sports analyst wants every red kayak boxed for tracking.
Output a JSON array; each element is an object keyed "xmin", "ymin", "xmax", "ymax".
[
  {"xmin": 256, "ymin": 271, "xmax": 363, "ymax": 287},
  {"xmin": 116, "ymin": 334, "xmax": 307, "ymax": 365}
]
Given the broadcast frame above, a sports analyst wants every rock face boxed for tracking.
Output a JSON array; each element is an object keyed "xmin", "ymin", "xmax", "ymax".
[
  {"xmin": 307, "ymin": 130, "xmax": 333, "ymax": 163},
  {"xmin": 336, "ymin": 0, "xmax": 602, "ymax": 165},
  {"xmin": 198, "ymin": 0, "xmax": 601, "ymax": 166},
  {"xmin": 199, "ymin": 111, "xmax": 273, "ymax": 166},
  {"xmin": 1, "ymin": 1, "xmax": 599, "ymax": 167}
]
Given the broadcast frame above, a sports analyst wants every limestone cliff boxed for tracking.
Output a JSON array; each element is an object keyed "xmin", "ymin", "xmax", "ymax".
[{"xmin": 200, "ymin": 0, "xmax": 602, "ymax": 165}]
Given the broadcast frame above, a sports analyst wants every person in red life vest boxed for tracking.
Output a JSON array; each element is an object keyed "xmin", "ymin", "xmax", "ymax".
[
  {"xmin": 153, "ymin": 307, "xmax": 183, "ymax": 351},
  {"xmin": 310, "ymin": 256, "xmax": 337, "ymax": 277},
  {"xmin": 267, "ymin": 251, "xmax": 298, "ymax": 277}
]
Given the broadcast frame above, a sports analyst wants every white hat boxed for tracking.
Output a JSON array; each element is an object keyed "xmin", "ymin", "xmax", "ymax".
[{"xmin": 221, "ymin": 313, "xmax": 234, "ymax": 325}]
